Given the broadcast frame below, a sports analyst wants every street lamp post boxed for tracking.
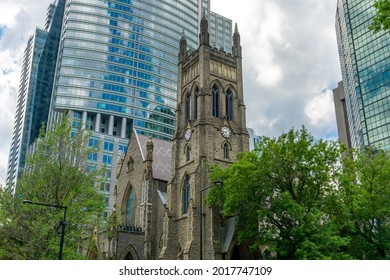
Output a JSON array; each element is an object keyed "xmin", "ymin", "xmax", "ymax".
[
  {"xmin": 199, "ymin": 180, "xmax": 223, "ymax": 260},
  {"xmin": 23, "ymin": 200, "xmax": 67, "ymax": 260}
]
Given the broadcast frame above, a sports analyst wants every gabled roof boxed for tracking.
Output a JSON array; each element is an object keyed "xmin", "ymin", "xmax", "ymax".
[{"xmin": 134, "ymin": 130, "xmax": 172, "ymax": 182}]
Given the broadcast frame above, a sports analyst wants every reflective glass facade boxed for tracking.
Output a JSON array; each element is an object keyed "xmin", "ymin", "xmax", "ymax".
[
  {"xmin": 6, "ymin": 0, "xmax": 66, "ymax": 189},
  {"xmin": 51, "ymin": 0, "xmax": 200, "ymax": 140},
  {"xmin": 200, "ymin": 0, "xmax": 232, "ymax": 52},
  {"xmin": 336, "ymin": 0, "xmax": 390, "ymax": 149},
  {"xmin": 209, "ymin": 12, "xmax": 232, "ymax": 51},
  {"xmin": 6, "ymin": 31, "xmax": 47, "ymax": 189},
  {"xmin": 47, "ymin": 0, "xmax": 232, "ymax": 214}
]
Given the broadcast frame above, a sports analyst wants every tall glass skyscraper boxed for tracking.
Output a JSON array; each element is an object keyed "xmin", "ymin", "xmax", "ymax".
[
  {"xmin": 7, "ymin": 0, "xmax": 232, "ymax": 215},
  {"xmin": 45, "ymin": 0, "xmax": 232, "ymax": 215},
  {"xmin": 335, "ymin": 0, "xmax": 390, "ymax": 149},
  {"xmin": 6, "ymin": 30, "xmax": 47, "ymax": 188},
  {"xmin": 200, "ymin": 0, "xmax": 232, "ymax": 51},
  {"xmin": 6, "ymin": 0, "xmax": 66, "ymax": 189},
  {"xmin": 49, "ymin": 0, "xmax": 199, "ymax": 140}
]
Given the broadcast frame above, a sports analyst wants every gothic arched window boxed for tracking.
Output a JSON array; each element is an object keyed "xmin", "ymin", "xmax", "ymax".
[
  {"xmin": 124, "ymin": 251, "xmax": 135, "ymax": 260},
  {"xmin": 125, "ymin": 187, "xmax": 136, "ymax": 225},
  {"xmin": 182, "ymin": 175, "xmax": 190, "ymax": 214},
  {"xmin": 185, "ymin": 91, "xmax": 191, "ymax": 122},
  {"xmin": 223, "ymin": 143, "xmax": 229, "ymax": 159},
  {"xmin": 194, "ymin": 87, "xmax": 199, "ymax": 119},
  {"xmin": 212, "ymin": 84, "xmax": 220, "ymax": 118},
  {"xmin": 127, "ymin": 157, "xmax": 134, "ymax": 172},
  {"xmin": 185, "ymin": 145, "xmax": 191, "ymax": 162},
  {"xmin": 226, "ymin": 89, "xmax": 233, "ymax": 121}
]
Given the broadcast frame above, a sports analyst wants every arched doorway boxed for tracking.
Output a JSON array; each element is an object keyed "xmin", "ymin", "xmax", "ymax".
[
  {"xmin": 121, "ymin": 244, "xmax": 139, "ymax": 260},
  {"xmin": 227, "ymin": 239, "xmax": 253, "ymax": 260},
  {"xmin": 124, "ymin": 251, "xmax": 135, "ymax": 260}
]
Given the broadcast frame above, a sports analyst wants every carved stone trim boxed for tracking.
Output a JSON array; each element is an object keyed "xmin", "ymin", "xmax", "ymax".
[{"xmin": 210, "ymin": 53, "xmax": 236, "ymax": 68}]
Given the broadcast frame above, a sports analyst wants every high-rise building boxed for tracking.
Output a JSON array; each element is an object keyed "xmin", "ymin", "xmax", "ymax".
[
  {"xmin": 7, "ymin": 0, "xmax": 232, "ymax": 215},
  {"xmin": 335, "ymin": 0, "xmax": 390, "ymax": 150},
  {"xmin": 6, "ymin": 0, "xmax": 66, "ymax": 189},
  {"xmin": 6, "ymin": 30, "xmax": 47, "ymax": 189},
  {"xmin": 247, "ymin": 127, "xmax": 263, "ymax": 151},
  {"xmin": 199, "ymin": 0, "xmax": 232, "ymax": 51},
  {"xmin": 333, "ymin": 81, "xmax": 352, "ymax": 149},
  {"xmin": 48, "ymin": 0, "xmax": 231, "ymax": 216}
]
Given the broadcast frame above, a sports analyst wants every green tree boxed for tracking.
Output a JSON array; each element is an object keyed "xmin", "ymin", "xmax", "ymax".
[
  {"xmin": 207, "ymin": 127, "xmax": 350, "ymax": 259},
  {"xmin": 369, "ymin": 0, "xmax": 390, "ymax": 33},
  {"xmin": 0, "ymin": 115, "xmax": 105, "ymax": 259},
  {"xmin": 339, "ymin": 148, "xmax": 390, "ymax": 259}
]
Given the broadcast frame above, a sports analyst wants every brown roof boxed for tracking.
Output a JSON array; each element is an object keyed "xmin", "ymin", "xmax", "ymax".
[{"xmin": 135, "ymin": 131, "xmax": 172, "ymax": 182}]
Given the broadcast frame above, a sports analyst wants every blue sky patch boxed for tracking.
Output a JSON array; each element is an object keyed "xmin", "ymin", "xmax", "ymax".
[{"xmin": 0, "ymin": 25, "xmax": 7, "ymax": 40}]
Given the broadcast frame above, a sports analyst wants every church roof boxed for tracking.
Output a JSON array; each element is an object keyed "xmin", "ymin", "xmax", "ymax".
[
  {"xmin": 157, "ymin": 189, "xmax": 168, "ymax": 206},
  {"xmin": 135, "ymin": 132, "xmax": 172, "ymax": 182}
]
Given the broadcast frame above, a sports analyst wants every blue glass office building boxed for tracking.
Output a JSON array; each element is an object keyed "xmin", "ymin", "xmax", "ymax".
[
  {"xmin": 6, "ymin": 0, "xmax": 66, "ymax": 189},
  {"xmin": 46, "ymin": 0, "xmax": 232, "ymax": 215},
  {"xmin": 6, "ymin": 30, "xmax": 47, "ymax": 189},
  {"xmin": 50, "ymin": 0, "xmax": 200, "ymax": 139},
  {"xmin": 336, "ymin": 0, "xmax": 390, "ymax": 149}
]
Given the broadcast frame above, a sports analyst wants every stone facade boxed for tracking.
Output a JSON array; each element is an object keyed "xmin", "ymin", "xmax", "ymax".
[
  {"xmin": 113, "ymin": 130, "xmax": 171, "ymax": 260},
  {"xmin": 112, "ymin": 15, "xmax": 250, "ymax": 260},
  {"xmin": 159, "ymin": 15, "xmax": 248, "ymax": 260}
]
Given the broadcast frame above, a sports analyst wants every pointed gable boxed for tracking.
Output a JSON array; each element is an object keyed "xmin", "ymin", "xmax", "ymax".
[{"xmin": 135, "ymin": 132, "xmax": 172, "ymax": 182}]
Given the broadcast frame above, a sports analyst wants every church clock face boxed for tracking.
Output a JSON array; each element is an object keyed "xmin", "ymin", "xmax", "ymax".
[
  {"xmin": 221, "ymin": 126, "xmax": 231, "ymax": 139},
  {"xmin": 184, "ymin": 128, "xmax": 192, "ymax": 141}
]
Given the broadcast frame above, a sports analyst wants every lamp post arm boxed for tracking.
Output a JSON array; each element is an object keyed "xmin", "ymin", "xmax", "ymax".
[
  {"xmin": 23, "ymin": 200, "xmax": 67, "ymax": 260},
  {"xmin": 199, "ymin": 179, "xmax": 223, "ymax": 260},
  {"xmin": 58, "ymin": 206, "xmax": 67, "ymax": 260},
  {"xmin": 22, "ymin": 200, "xmax": 66, "ymax": 210}
]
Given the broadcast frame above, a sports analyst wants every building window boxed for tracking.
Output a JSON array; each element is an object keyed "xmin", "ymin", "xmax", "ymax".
[
  {"xmin": 119, "ymin": 144, "xmax": 127, "ymax": 155},
  {"xmin": 88, "ymin": 138, "xmax": 99, "ymax": 148},
  {"xmin": 182, "ymin": 175, "xmax": 190, "ymax": 215},
  {"xmin": 223, "ymin": 143, "xmax": 229, "ymax": 159},
  {"xmin": 185, "ymin": 91, "xmax": 191, "ymax": 122},
  {"xmin": 104, "ymin": 141, "xmax": 114, "ymax": 151},
  {"xmin": 226, "ymin": 89, "xmax": 233, "ymax": 121},
  {"xmin": 127, "ymin": 157, "xmax": 134, "ymax": 171},
  {"xmin": 103, "ymin": 154, "xmax": 112, "ymax": 165},
  {"xmin": 86, "ymin": 115, "xmax": 94, "ymax": 130},
  {"xmin": 212, "ymin": 84, "xmax": 220, "ymax": 117},
  {"xmin": 88, "ymin": 152, "xmax": 98, "ymax": 162},
  {"xmin": 125, "ymin": 187, "xmax": 136, "ymax": 225},
  {"xmin": 72, "ymin": 120, "xmax": 81, "ymax": 129},
  {"xmin": 73, "ymin": 111, "xmax": 81, "ymax": 119},
  {"xmin": 185, "ymin": 145, "xmax": 191, "ymax": 162},
  {"xmin": 100, "ymin": 182, "xmax": 110, "ymax": 192},
  {"xmin": 86, "ymin": 165, "xmax": 96, "ymax": 173},
  {"xmin": 194, "ymin": 87, "xmax": 199, "ymax": 119}
]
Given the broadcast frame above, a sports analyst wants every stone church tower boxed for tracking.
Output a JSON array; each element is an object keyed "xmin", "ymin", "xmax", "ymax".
[{"xmin": 159, "ymin": 14, "xmax": 249, "ymax": 260}]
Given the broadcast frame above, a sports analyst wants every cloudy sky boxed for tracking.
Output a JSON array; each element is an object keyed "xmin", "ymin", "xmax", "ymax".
[{"xmin": 0, "ymin": 0, "xmax": 341, "ymax": 184}]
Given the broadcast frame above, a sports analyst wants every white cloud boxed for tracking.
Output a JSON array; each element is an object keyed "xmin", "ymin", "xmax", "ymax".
[
  {"xmin": 0, "ymin": 4, "xmax": 20, "ymax": 27},
  {"xmin": 212, "ymin": 0, "xmax": 341, "ymax": 140},
  {"xmin": 0, "ymin": 0, "xmax": 343, "ymax": 183},
  {"xmin": 248, "ymin": 1, "xmax": 285, "ymax": 87},
  {"xmin": 304, "ymin": 89, "xmax": 336, "ymax": 128}
]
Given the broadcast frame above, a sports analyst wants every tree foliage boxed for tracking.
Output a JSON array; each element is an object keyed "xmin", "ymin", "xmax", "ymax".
[
  {"xmin": 0, "ymin": 115, "xmax": 105, "ymax": 259},
  {"xmin": 208, "ymin": 127, "xmax": 349, "ymax": 259},
  {"xmin": 208, "ymin": 127, "xmax": 390, "ymax": 259},
  {"xmin": 369, "ymin": 0, "xmax": 390, "ymax": 33},
  {"xmin": 339, "ymin": 148, "xmax": 390, "ymax": 259}
]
